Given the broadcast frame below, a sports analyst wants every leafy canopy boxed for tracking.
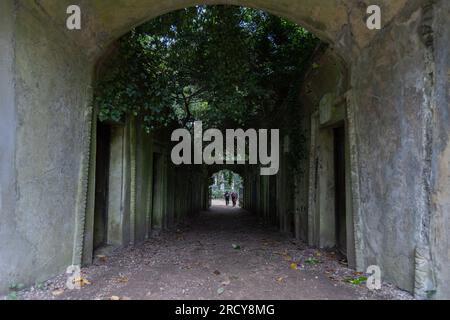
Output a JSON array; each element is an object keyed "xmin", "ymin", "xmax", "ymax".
[{"xmin": 94, "ymin": 5, "xmax": 320, "ymax": 132}]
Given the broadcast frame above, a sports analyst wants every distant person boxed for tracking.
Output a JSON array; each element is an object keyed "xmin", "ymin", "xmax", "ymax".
[
  {"xmin": 224, "ymin": 191, "xmax": 230, "ymax": 206},
  {"xmin": 231, "ymin": 191, "xmax": 238, "ymax": 207}
]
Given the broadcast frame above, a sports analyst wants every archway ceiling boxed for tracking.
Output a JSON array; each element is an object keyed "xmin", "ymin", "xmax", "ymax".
[{"xmin": 25, "ymin": 0, "xmax": 411, "ymax": 60}]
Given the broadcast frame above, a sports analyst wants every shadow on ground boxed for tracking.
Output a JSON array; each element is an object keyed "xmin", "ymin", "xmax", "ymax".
[{"xmin": 15, "ymin": 206, "xmax": 412, "ymax": 300}]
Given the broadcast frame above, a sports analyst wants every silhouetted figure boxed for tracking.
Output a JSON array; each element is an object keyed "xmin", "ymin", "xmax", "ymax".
[
  {"xmin": 231, "ymin": 192, "xmax": 238, "ymax": 207},
  {"xmin": 224, "ymin": 191, "xmax": 230, "ymax": 206}
]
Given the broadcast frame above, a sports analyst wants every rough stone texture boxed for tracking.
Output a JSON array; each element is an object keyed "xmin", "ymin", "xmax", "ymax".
[
  {"xmin": 107, "ymin": 125, "xmax": 129, "ymax": 246},
  {"xmin": 1, "ymin": 0, "xmax": 93, "ymax": 292},
  {"xmin": 0, "ymin": 0, "xmax": 19, "ymax": 294},
  {"xmin": 350, "ymin": 6, "xmax": 430, "ymax": 293},
  {"xmin": 0, "ymin": 0, "xmax": 449, "ymax": 298},
  {"xmin": 429, "ymin": 0, "xmax": 450, "ymax": 300},
  {"xmin": 16, "ymin": 0, "xmax": 410, "ymax": 61},
  {"xmin": 297, "ymin": 50, "xmax": 349, "ymax": 257},
  {"xmin": 134, "ymin": 121, "xmax": 154, "ymax": 243}
]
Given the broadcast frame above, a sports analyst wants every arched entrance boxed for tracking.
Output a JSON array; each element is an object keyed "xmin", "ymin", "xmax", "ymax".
[{"xmin": 1, "ymin": 0, "xmax": 449, "ymax": 299}]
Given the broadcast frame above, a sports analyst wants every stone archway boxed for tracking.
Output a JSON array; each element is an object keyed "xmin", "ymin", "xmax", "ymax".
[{"xmin": 1, "ymin": 0, "xmax": 449, "ymax": 299}]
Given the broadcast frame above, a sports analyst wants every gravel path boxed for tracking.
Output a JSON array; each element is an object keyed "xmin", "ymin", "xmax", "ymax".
[{"xmin": 11, "ymin": 205, "xmax": 412, "ymax": 300}]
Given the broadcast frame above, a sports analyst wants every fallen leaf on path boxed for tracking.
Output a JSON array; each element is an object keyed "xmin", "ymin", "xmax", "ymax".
[
  {"xmin": 221, "ymin": 279, "xmax": 231, "ymax": 286},
  {"xmin": 96, "ymin": 255, "xmax": 107, "ymax": 262},
  {"xmin": 213, "ymin": 270, "xmax": 221, "ymax": 276},
  {"xmin": 110, "ymin": 296, "xmax": 120, "ymax": 301},
  {"xmin": 73, "ymin": 277, "xmax": 91, "ymax": 287},
  {"xmin": 232, "ymin": 244, "xmax": 241, "ymax": 250},
  {"xmin": 116, "ymin": 275, "xmax": 129, "ymax": 283},
  {"xmin": 346, "ymin": 276, "xmax": 368, "ymax": 285},
  {"xmin": 290, "ymin": 263, "xmax": 298, "ymax": 270},
  {"xmin": 52, "ymin": 289, "xmax": 65, "ymax": 296},
  {"xmin": 305, "ymin": 257, "xmax": 320, "ymax": 265},
  {"xmin": 339, "ymin": 259, "xmax": 348, "ymax": 266},
  {"xmin": 217, "ymin": 287, "xmax": 225, "ymax": 295},
  {"xmin": 176, "ymin": 235, "xmax": 185, "ymax": 241}
]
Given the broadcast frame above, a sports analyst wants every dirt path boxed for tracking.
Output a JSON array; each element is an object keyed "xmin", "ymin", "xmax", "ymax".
[{"xmin": 16, "ymin": 205, "xmax": 411, "ymax": 300}]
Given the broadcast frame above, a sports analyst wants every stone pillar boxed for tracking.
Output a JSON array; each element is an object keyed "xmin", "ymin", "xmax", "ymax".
[
  {"xmin": 107, "ymin": 125, "xmax": 130, "ymax": 246},
  {"xmin": 428, "ymin": 0, "xmax": 450, "ymax": 299},
  {"xmin": 0, "ymin": 0, "xmax": 18, "ymax": 294}
]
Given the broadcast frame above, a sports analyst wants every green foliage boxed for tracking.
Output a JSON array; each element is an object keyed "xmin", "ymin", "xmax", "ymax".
[
  {"xmin": 9, "ymin": 283, "xmax": 25, "ymax": 291},
  {"xmin": 7, "ymin": 283, "xmax": 25, "ymax": 300},
  {"xmin": 346, "ymin": 276, "xmax": 368, "ymax": 285},
  {"xmin": 426, "ymin": 290, "xmax": 437, "ymax": 299},
  {"xmin": 35, "ymin": 281, "xmax": 44, "ymax": 290},
  {"xmin": 305, "ymin": 257, "xmax": 321, "ymax": 265},
  {"xmin": 6, "ymin": 292, "xmax": 18, "ymax": 300},
  {"xmin": 94, "ymin": 5, "xmax": 320, "ymax": 133}
]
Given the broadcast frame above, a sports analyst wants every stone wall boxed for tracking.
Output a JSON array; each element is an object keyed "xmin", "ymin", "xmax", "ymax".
[
  {"xmin": 0, "ymin": 0, "xmax": 449, "ymax": 298},
  {"xmin": 288, "ymin": 1, "xmax": 450, "ymax": 295},
  {"xmin": 350, "ymin": 4, "xmax": 432, "ymax": 293},
  {"xmin": 0, "ymin": 0, "xmax": 93, "ymax": 292},
  {"xmin": 0, "ymin": 0, "xmax": 19, "ymax": 294},
  {"xmin": 429, "ymin": 0, "xmax": 450, "ymax": 300}
]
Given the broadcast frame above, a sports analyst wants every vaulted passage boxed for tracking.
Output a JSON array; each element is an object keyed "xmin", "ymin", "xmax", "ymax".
[
  {"xmin": 74, "ymin": 6, "xmax": 365, "ymax": 300},
  {"xmin": 1, "ymin": 0, "xmax": 450, "ymax": 300}
]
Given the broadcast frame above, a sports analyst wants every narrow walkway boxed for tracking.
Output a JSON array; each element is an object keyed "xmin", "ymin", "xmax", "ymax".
[{"xmin": 19, "ymin": 205, "xmax": 410, "ymax": 300}]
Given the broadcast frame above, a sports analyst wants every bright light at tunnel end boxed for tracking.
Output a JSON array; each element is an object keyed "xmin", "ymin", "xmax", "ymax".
[{"xmin": 171, "ymin": 121, "xmax": 280, "ymax": 176}]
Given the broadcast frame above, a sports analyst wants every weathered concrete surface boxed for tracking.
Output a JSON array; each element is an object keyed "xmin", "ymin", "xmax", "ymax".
[
  {"xmin": 17, "ymin": 0, "xmax": 410, "ymax": 61},
  {"xmin": 107, "ymin": 125, "xmax": 130, "ymax": 246},
  {"xmin": 0, "ymin": 0, "xmax": 93, "ymax": 293},
  {"xmin": 297, "ymin": 50, "xmax": 349, "ymax": 254},
  {"xmin": 0, "ymin": 0, "xmax": 19, "ymax": 294},
  {"xmin": 0, "ymin": 0, "xmax": 449, "ymax": 299},
  {"xmin": 348, "ymin": 2, "xmax": 450, "ymax": 296},
  {"xmin": 350, "ymin": 5, "xmax": 430, "ymax": 293},
  {"xmin": 429, "ymin": 0, "xmax": 450, "ymax": 300}
]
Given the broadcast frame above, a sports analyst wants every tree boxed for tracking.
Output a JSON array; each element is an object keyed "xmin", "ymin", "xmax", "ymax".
[{"xmin": 94, "ymin": 5, "xmax": 320, "ymax": 133}]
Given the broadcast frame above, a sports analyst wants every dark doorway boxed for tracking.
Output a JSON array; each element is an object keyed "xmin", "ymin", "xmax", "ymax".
[
  {"xmin": 152, "ymin": 153, "xmax": 164, "ymax": 229},
  {"xmin": 93, "ymin": 121, "xmax": 111, "ymax": 250},
  {"xmin": 334, "ymin": 126, "xmax": 347, "ymax": 256},
  {"xmin": 269, "ymin": 176, "xmax": 277, "ymax": 226}
]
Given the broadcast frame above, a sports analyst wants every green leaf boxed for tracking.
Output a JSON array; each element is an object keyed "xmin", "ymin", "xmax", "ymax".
[
  {"xmin": 6, "ymin": 292, "xmax": 18, "ymax": 300},
  {"xmin": 305, "ymin": 257, "xmax": 320, "ymax": 265},
  {"xmin": 346, "ymin": 276, "xmax": 368, "ymax": 285}
]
